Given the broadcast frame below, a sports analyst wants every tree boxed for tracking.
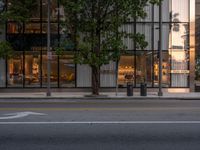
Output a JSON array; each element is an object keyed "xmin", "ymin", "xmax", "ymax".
[
  {"xmin": 0, "ymin": 0, "xmax": 38, "ymax": 59},
  {"xmin": 0, "ymin": 41, "xmax": 13, "ymax": 59},
  {"xmin": 57, "ymin": 0, "xmax": 162, "ymax": 95}
]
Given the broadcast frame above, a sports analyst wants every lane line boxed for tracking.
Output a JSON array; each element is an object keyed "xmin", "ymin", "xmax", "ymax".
[
  {"xmin": 1, "ymin": 121, "xmax": 200, "ymax": 124},
  {"xmin": 0, "ymin": 107, "xmax": 200, "ymax": 111}
]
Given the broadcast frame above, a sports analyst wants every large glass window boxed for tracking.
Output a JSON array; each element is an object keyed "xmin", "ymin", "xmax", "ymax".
[
  {"xmin": 59, "ymin": 53, "xmax": 75, "ymax": 87},
  {"xmin": 42, "ymin": 23, "xmax": 58, "ymax": 34},
  {"xmin": 121, "ymin": 24, "xmax": 135, "ymax": 51},
  {"xmin": 154, "ymin": 23, "xmax": 170, "ymax": 51},
  {"xmin": 154, "ymin": 0, "xmax": 170, "ymax": 22},
  {"xmin": 100, "ymin": 61, "xmax": 116, "ymax": 87},
  {"xmin": 136, "ymin": 51, "xmax": 153, "ymax": 87},
  {"xmin": 42, "ymin": 0, "xmax": 58, "ymax": 21},
  {"xmin": 154, "ymin": 51, "xmax": 170, "ymax": 87},
  {"xmin": 118, "ymin": 55, "xmax": 135, "ymax": 87},
  {"xmin": 171, "ymin": 0, "xmax": 189, "ymax": 22},
  {"xmin": 170, "ymin": 23, "xmax": 189, "ymax": 50},
  {"xmin": 42, "ymin": 51, "xmax": 58, "ymax": 87},
  {"xmin": 7, "ymin": 52, "xmax": 23, "ymax": 87},
  {"xmin": 25, "ymin": 23, "xmax": 41, "ymax": 34},
  {"xmin": 170, "ymin": 50, "xmax": 189, "ymax": 87},
  {"xmin": 137, "ymin": 3, "xmax": 152, "ymax": 22},
  {"xmin": 25, "ymin": 52, "xmax": 41, "ymax": 87},
  {"xmin": 136, "ymin": 23, "xmax": 152, "ymax": 50},
  {"xmin": 7, "ymin": 22, "xmax": 22, "ymax": 34}
]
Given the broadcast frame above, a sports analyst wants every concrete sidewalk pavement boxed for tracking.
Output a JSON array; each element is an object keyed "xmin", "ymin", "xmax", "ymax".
[{"xmin": 0, "ymin": 91, "xmax": 200, "ymax": 100}]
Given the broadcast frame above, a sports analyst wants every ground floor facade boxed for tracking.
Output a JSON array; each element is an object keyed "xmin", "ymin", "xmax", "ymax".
[
  {"xmin": 0, "ymin": 0, "xmax": 197, "ymax": 92},
  {"xmin": 0, "ymin": 50, "xmax": 192, "ymax": 89}
]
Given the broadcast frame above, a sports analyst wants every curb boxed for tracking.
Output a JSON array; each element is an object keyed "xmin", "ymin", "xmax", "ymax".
[{"xmin": 0, "ymin": 96, "xmax": 200, "ymax": 102}]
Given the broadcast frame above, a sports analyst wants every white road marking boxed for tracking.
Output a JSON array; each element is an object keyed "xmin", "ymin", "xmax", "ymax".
[
  {"xmin": 0, "ymin": 112, "xmax": 46, "ymax": 120},
  {"xmin": 0, "ymin": 121, "xmax": 200, "ymax": 124}
]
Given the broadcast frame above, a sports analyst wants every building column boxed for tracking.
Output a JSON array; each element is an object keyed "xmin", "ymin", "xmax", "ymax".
[{"xmin": 189, "ymin": 0, "xmax": 195, "ymax": 92}]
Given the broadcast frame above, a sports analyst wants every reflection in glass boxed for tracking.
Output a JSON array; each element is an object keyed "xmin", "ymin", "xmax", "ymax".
[
  {"xmin": 30, "ymin": 0, "xmax": 40, "ymax": 21},
  {"xmin": 7, "ymin": 23, "xmax": 22, "ymax": 33},
  {"xmin": 7, "ymin": 52, "xmax": 23, "ymax": 87},
  {"xmin": 118, "ymin": 55, "xmax": 134, "ymax": 87},
  {"xmin": 171, "ymin": 0, "xmax": 189, "ymax": 22},
  {"xmin": 136, "ymin": 51, "xmax": 153, "ymax": 87},
  {"xmin": 25, "ymin": 23, "xmax": 41, "ymax": 34},
  {"xmin": 25, "ymin": 52, "xmax": 41, "ymax": 87},
  {"xmin": 154, "ymin": 52, "xmax": 170, "ymax": 87},
  {"xmin": 170, "ymin": 50, "xmax": 189, "ymax": 87},
  {"xmin": 42, "ymin": 0, "xmax": 58, "ymax": 21},
  {"xmin": 136, "ymin": 23, "xmax": 152, "ymax": 50},
  {"xmin": 42, "ymin": 23, "xmax": 58, "ymax": 34},
  {"xmin": 59, "ymin": 54, "xmax": 75, "ymax": 87},
  {"xmin": 169, "ymin": 21, "xmax": 189, "ymax": 87},
  {"xmin": 42, "ymin": 52, "xmax": 58, "ymax": 87},
  {"xmin": 171, "ymin": 23, "xmax": 189, "ymax": 50}
]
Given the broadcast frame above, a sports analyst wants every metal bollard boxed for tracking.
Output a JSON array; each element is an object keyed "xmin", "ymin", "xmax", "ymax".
[
  {"xmin": 127, "ymin": 82, "xmax": 133, "ymax": 96},
  {"xmin": 140, "ymin": 83, "xmax": 147, "ymax": 96}
]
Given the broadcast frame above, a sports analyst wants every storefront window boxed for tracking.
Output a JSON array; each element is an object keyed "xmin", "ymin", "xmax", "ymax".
[
  {"xmin": 25, "ymin": 52, "xmax": 41, "ymax": 87},
  {"xmin": 172, "ymin": 0, "xmax": 189, "ymax": 22},
  {"xmin": 118, "ymin": 55, "xmax": 134, "ymax": 87},
  {"xmin": 7, "ymin": 52, "xmax": 23, "ymax": 87},
  {"xmin": 30, "ymin": 0, "xmax": 40, "ymax": 21},
  {"xmin": 42, "ymin": 52, "xmax": 58, "ymax": 87},
  {"xmin": 170, "ymin": 50, "xmax": 189, "ymax": 87},
  {"xmin": 100, "ymin": 61, "xmax": 116, "ymax": 87},
  {"xmin": 154, "ymin": 52, "xmax": 170, "ymax": 87},
  {"xmin": 136, "ymin": 51, "xmax": 153, "ymax": 87},
  {"xmin": 59, "ymin": 54, "xmax": 75, "ymax": 87},
  {"xmin": 42, "ymin": 0, "xmax": 58, "ymax": 21},
  {"xmin": 136, "ymin": 23, "xmax": 152, "ymax": 50},
  {"xmin": 42, "ymin": 23, "xmax": 58, "ymax": 34},
  {"xmin": 25, "ymin": 23, "xmax": 41, "ymax": 34},
  {"xmin": 7, "ymin": 22, "xmax": 22, "ymax": 34},
  {"xmin": 169, "ymin": 21, "xmax": 189, "ymax": 87}
]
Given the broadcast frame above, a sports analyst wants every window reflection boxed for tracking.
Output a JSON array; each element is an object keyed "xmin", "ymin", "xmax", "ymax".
[
  {"xmin": 170, "ymin": 50, "xmax": 189, "ymax": 87},
  {"xmin": 136, "ymin": 51, "xmax": 153, "ymax": 87},
  {"xmin": 118, "ymin": 55, "xmax": 134, "ymax": 87},
  {"xmin": 25, "ymin": 52, "xmax": 41, "ymax": 87},
  {"xmin": 42, "ymin": 23, "xmax": 58, "ymax": 34},
  {"xmin": 7, "ymin": 52, "xmax": 23, "ymax": 87},
  {"xmin": 171, "ymin": 0, "xmax": 189, "ymax": 22},
  {"xmin": 154, "ymin": 52, "xmax": 170, "ymax": 87},
  {"xmin": 59, "ymin": 54, "xmax": 75, "ymax": 87},
  {"xmin": 25, "ymin": 23, "xmax": 41, "ymax": 34},
  {"xmin": 7, "ymin": 23, "xmax": 22, "ymax": 33},
  {"xmin": 42, "ymin": 0, "xmax": 58, "ymax": 21},
  {"xmin": 30, "ymin": 0, "xmax": 40, "ymax": 21},
  {"xmin": 171, "ymin": 23, "xmax": 189, "ymax": 50},
  {"xmin": 42, "ymin": 52, "xmax": 58, "ymax": 87}
]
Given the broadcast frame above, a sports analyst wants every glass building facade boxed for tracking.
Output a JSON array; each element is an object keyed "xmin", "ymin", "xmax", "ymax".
[{"xmin": 0, "ymin": 0, "xmax": 196, "ymax": 90}]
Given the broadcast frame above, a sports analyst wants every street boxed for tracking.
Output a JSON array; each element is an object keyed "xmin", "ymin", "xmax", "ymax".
[{"xmin": 0, "ymin": 99, "xmax": 200, "ymax": 150}]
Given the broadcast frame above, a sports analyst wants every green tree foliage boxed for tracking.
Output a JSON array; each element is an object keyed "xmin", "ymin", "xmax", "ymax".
[
  {"xmin": 58, "ymin": 0, "xmax": 162, "ymax": 95},
  {"xmin": 0, "ymin": 0, "xmax": 37, "ymax": 23},
  {"xmin": 0, "ymin": 0, "xmax": 38, "ymax": 59},
  {"xmin": 0, "ymin": 41, "xmax": 13, "ymax": 59},
  {"xmin": 195, "ymin": 55, "xmax": 200, "ymax": 81}
]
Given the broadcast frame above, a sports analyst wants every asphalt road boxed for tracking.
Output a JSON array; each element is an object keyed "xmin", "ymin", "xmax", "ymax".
[{"xmin": 0, "ymin": 99, "xmax": 200, "ymax": 150}]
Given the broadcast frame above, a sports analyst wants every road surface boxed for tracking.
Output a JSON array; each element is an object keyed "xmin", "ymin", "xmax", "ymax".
[{"xmin": 0, "ymin": 99, "xmax": 200, "ymax": 150}]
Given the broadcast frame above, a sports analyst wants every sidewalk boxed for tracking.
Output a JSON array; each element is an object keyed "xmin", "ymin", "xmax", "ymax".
[{"xmin": 0, "ymin": 91, "xmax": 200, "ymax": 101}]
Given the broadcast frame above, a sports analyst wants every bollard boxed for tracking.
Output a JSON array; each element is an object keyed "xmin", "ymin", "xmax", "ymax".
[
  {"xmin": 127, "ymin": 82, "xmax": 133, "ymax": 96},
  {"xmin": 140, "ymin": 83, "xmax": 147, "ymax": 96}
]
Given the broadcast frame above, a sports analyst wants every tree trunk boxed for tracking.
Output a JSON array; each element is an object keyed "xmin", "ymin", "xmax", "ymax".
[{"xmin": 92, "ymin": 66, "xmax": 100, "ymax": 95}]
